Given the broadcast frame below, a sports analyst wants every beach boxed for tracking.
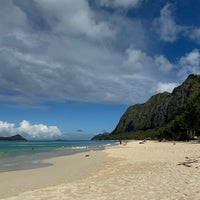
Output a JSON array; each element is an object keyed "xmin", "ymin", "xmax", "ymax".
[{"xmin": 1, "ymin": 141, "xmax": 200, "ymax": 200}]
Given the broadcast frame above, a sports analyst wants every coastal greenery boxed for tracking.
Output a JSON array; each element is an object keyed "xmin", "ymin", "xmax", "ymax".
[{"xmin": 92, "ymin": 74, "xmax": 200, "ymax": 141}]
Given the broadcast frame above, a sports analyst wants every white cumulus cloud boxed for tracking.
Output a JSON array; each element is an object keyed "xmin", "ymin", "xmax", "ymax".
[
  {"xmin": 0, "ymin": 121, "xmax": 16, "ymax": 136},
  {"xmin": 37, "ymin": 0, "xmax": 114, "ymax": 39},
  {"xmin": 178, "ymin": 49, "xmax": 200, "ymax": 79},
  {"xmin": 124, "ymin": 48, "xmax": 154, "ymax": 72},
  {"xmin": 156, "ymin": 82, "xmax": 178, "ymax": 93},
  {"xmin": 0, "ymin": 120, "xmax": 62, "ymax": 140},
  {"xmin": 155, "ymin": 55, "xmax": 175, "ymax": 72},
  {"xmin": 152, "ymin": 3, "xmax": 200, "ymax": 45},
  {"xmin": 153, "ymin": 3, "xmax": 182, "ymax": 42}
]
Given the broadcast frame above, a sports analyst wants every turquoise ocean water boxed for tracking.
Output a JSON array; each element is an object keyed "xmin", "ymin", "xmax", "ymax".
[{"xmin": 0, "ymin": 140, "xmax": 115, "ymax": 172}]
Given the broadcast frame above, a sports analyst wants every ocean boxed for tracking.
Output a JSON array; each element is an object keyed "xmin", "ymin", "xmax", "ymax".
[{"xmin": 0, "ymin": 140, "xmax": 115, "ymax": 172}]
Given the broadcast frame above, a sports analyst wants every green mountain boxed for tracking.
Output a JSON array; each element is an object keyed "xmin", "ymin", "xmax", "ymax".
[{"xmin": 92, "ymin": 74, "xmax": 200, "ymax": 141}]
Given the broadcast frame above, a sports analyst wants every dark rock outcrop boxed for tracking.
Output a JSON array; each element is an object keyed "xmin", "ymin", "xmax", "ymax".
[{"xmin": 0, "ymin": 134, "xmax": 27, "ymax": 141}]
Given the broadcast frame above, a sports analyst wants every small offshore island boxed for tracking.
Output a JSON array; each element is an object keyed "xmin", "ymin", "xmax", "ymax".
[{"xmin": 0, "ymin": 134, "xmax": 27, "ymax": 141}]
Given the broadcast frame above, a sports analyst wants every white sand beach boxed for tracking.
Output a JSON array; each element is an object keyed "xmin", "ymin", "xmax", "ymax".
[{"xmin": 1, "ymin": 141, "xmax": 200, "ymax": 200}]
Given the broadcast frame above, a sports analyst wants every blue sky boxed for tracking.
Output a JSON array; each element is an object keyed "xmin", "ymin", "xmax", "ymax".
[{"xmin": 0, "ymin": 0, "xmax": 200, "ymax": 139}]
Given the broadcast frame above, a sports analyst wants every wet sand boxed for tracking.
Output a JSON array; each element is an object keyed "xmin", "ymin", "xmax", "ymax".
[
  {"xmin": 0, "ymin": 150, "xmax": 107, "ymax": 199},
  {"xmin": 1, "ymin": 141, "xmax": 200, "ymax": 200}
]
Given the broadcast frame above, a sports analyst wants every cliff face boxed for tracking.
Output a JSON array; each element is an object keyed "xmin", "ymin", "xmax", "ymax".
[
  {"xmin": 112, "ymin": 92, "xmax": 172, "ymax": 133},
  {"xmin": 92, "ymin": 74, "xmax": 200, "ymax": 140},
  {"xmin": 112, "ymin": 74, "xmax": 200, "ymax": 135}
]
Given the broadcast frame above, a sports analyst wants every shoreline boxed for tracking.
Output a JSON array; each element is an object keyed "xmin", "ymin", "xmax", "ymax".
[
  {"xmin": 0, "ymin": 141, "xmax": 115, "ymax": 172},
  {"xmin": 0, "ymin": 150, "xmax": 108, "ymax": 199},
  {"xmin": 1, "ymin": 140, "xmax": 200, "ymax": 199},
  {"xmin": 0, "ymin": 147, "xmax": 103, "ymax": 173}
]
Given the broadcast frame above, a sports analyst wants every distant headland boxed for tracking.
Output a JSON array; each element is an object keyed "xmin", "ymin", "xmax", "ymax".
[{"xmin": 0, "ymin": 134, "xmax": 27, "ymax": 141}]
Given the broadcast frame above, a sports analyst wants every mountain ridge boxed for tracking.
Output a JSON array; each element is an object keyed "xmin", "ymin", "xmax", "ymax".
[{"xmin": 92, "ymin": 74, "xmax": 200, "ymax": 141}]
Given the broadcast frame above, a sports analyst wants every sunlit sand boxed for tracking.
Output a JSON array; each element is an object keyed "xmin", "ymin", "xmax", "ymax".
[{"xmin": 1, "ymin": 141, "xmax": 200, "ymax": 200}]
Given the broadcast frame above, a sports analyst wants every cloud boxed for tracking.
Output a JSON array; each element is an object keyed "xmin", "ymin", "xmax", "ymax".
[
  {"xmin": 0, "ymin": 120, "xmax": 62, "ymax": 140},
  {"xmin": 121, "ymin": 47, "xmax": 180, "ymax": 102},
  {"xmin": 0, "ymin": 0, "xmax": 199, "ymax": 107},
  {"xmin": 154, "ymin": 55, "xmax": 175, "ymax": 72},
  {"xmin": 0, "ymin": 121, "xmax": 16, "ymax": 136},
  {"xmin": 187, "ymin": 28, "xmax": 200, "ymax": 44},
  {"xmin": 156, "ymin": 82, "xmax": 178, "ymax": 93},
  {"xmin": 124, "ymin": 47, "xmax": 177, "ymax": 75},
  {"xmin": 0, "ymin": 0, "xmax": 152, "ymax": 106},
  {"xmin": 178, "ymin": 49, "xmax": 200, "ymax": 79},
  {"xmin": 152, "ymin": 3, "xmax": 200, "ymax": 45},
  {"xmin": 76, "ymin": 129, "xmax": 84, "ymax": 132},
  {"xmin": 98, "ymin": 0, "xmax": 143, "ymax": 8},
  {"xmin": 124, "ymin": 48, "xmax": 154, "ymax": 72},
  {"xmin": 36, "ymin": 0, "xmax": 115, "ymax": 39},
  {"xmin": 153, "ymin": 3, "xmax": 182, "ymax": 42}
]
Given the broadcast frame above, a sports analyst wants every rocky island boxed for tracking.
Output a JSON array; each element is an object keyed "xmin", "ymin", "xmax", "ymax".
[{"xmin": 0, "ymin": 134, "xmax": 27, "ymax": 141}]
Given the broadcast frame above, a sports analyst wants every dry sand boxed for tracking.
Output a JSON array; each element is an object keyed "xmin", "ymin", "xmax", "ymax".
[{"xmin": 1, "ymin": 141, "xmax": 200, "ymax": 200}]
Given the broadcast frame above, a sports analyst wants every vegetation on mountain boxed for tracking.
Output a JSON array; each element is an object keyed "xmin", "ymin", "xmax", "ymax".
[{"xmin": 92, "ymin": 74, "xmax": 200, "ymax": 141}]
